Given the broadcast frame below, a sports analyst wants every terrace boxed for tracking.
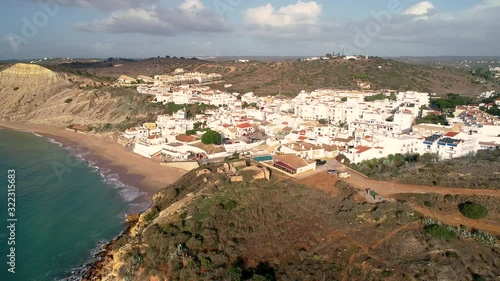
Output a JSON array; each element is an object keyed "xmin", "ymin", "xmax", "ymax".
[
  {"xmin": 437, "ymin": 137, "xmax": 462, "ymax": 147},
  {"xmin": 423, "ymin": 134, "xmax": 443, "ymax": 145}
]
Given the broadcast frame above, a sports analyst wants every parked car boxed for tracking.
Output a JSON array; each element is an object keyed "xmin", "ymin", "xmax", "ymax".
[
  {"xmin": 316, "ymin": 159, "xmax": 327, "ymax": 166},
  {"xmin": 337, "ymin": 172, "xmax": 351, "ymax": 179},
  {"xmin": 327, "ymin": 169, "xmax": 336, "ymax": 174}
]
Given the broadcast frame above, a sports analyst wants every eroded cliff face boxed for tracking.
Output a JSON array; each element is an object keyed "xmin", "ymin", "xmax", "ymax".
[{"xmin": 0, "ymin": 63, "xmax": 128, "ymax": 126}]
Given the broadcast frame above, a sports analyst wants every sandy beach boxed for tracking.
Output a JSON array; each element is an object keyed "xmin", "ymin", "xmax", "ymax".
[{"xmin": 0, "ymin": 122, "xmax": 187, "ymax": 199}]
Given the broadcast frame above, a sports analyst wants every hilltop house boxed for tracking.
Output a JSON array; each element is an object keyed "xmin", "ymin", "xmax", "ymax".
[{"xmin": 272, "ymin": 154, "xmax": 317, "ymax": 175}]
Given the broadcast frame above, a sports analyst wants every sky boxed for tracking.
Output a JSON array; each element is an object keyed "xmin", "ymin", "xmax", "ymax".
[{"xmin": 1, "ymin": 0, "xmax": 499, "ymax": 59}]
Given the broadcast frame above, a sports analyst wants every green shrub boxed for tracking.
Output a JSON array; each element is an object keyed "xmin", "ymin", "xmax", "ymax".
[
  {"xmin": 425, "ymin": 225, "xmax": 457, "ymax": 241},
  {"xmin": 458, "ymin": 202, "xmax": 488, "ymax": 219},
  {"xmin": 381, "ymin": 270, "xmax": 393, "ymax": 277},
  {"xmin": 473, "ymin": 273, "xmax": 487, "ymax": 281},
  {"xmin": 201, "ymin": 130, "xmax": 222, "ymax": 145},
  {"xmin": 351, "ymin": 268, "xmax": 362, "ymax": 276},
  {"xmin": 444, "ymin": 194, "xmax": 455, "ymax": 202},
  {"xmin": 64, "ymin": 98, "xmax": 73, "ymax": 103},
  {"xmin": 223, "ymin": 200, "xmax": 237, "ymax": 211},
  {"xmin": 145, "ymin": 208, "xmax": 159, "ymax": 222},
  {"xmin": 224, "ymin": 266, "xmax": 243, "ymax": 281}
]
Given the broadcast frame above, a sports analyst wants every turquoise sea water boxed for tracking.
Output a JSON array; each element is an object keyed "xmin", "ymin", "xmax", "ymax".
[{"xmin": 0, "ymin": 129, "xmax": 137, "ymax": 280}]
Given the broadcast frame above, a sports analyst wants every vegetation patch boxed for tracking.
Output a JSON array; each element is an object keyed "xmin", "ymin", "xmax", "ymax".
[
  {"xmin": 422, "ymin": 218, "xmax": 498, "ymax": 247},
  {"xmin": 201, "ymin": 129, "xmax": 222, "ymax": 145},
  {"xmin": 424, "ymin": 224, "xmax": 457, "ymax": 241},
  {"xmin": 458, "ymin": 202, "xmax": 488, "ymax": 219},
  {"xmin": 349, "ymin": 150, "xmax": 500, "ymax": 189}
]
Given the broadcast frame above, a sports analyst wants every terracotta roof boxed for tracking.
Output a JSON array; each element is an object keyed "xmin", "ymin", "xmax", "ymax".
[
  {"xmin": 427, "ymin": 111, "xmax": 442, "ymax": 116},
  {"xmin": 236, "ymin": 123, "xmax": 252, "ymax": 129},
  {"xmin": 176, "ymin": 134, "xmax": 196, "ymax": 143},
  {"xmin": 274, "ymin": 154, "xmax": 314, "ymax": 169},
  {"xmin": 333, "ymin": 136, "xmax": 354, "ymax": 143},
  {"xmin": 354, "ymin": 145, "xmax": 372, "ymax": 154},
  {"xmin": 479, "ymin": 141, "xmax": 498, "ymax": 146},
  {"xmin": 191, "ymin": 142, "xmax": 226, "ymax": 155},
  {"xmin": 444, "ymin": 132, "xmax": 459, "ymax": 137}
]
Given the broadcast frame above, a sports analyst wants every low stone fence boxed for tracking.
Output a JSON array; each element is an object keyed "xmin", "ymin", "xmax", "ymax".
[{"xmin": 161, "ymin": 161, "xmax": 199, "ymax": 171}]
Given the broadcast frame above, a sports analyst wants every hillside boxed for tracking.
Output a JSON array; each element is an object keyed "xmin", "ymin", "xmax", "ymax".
[
  {"xmin": 349, "ymin": 150, "xmax": 500, "ymax": 189},
  {"xmin": 0, "ymin": 63, "xmax": 157, "ymax": 126},
  {"xmin": 64, "ymin": 57, "xmax": 497, "ymax": 97},
  {"xmin": 82, "ymin": 163, "xmax": 499, "ymax": 281}
]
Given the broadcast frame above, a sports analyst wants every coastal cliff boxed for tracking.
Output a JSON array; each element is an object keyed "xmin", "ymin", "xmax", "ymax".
[
  {"xmin": 0, "ymin": 63, "xmax": 133, "ymax": 126},
  {"xmin": 81, "ymin": 162, "xmax": 500, "ymax": 281}
]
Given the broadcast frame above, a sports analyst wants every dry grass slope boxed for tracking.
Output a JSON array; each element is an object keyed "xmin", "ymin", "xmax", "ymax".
[
  {"xmin": 70, "ymin": 57, "xmax": 496, "ymax": 96},
  {"xmin": 88, "ymin": 165, "xmax": 500, "ymax": 281}
]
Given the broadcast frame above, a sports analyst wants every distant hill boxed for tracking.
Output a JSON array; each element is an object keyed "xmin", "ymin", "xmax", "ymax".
[{"xmin": 62, "ymin": 57, "xmax": 497, "ymax": 97}]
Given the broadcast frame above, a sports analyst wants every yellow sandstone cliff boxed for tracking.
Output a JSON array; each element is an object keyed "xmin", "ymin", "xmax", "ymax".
[{"xmin": 0, "ymin": 63, "xmax": 128, "ymax": 126}]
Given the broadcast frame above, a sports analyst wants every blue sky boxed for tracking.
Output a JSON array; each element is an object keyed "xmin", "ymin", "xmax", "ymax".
[{"xmin": 1, "ymin": 0, "xmax": 498, "ymax": 59}]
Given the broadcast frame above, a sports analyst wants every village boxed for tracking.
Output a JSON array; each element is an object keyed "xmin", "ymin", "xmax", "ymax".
[{"xmin": 113, "ymin": 69, "xmax": 500, "ymax": 178}]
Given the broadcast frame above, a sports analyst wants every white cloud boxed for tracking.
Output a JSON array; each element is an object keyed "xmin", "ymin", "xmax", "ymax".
[
  {"xmin": 180, "ymin": 0, "xmax": 204, "ymax": 11},
  {"xmin": 244, "ymin": 1, "xmax": 322, "ymax": 27},
  {"xmin": 239, "ymin": 0, "xmax": 500, "ymax": 56},
  {"xmin": 403, "ymin": 1, "xmax": 435, "ymax": 16},
  {"xmin": 73, "ymin": 1, "xmax": 231, "ymax": 36}
]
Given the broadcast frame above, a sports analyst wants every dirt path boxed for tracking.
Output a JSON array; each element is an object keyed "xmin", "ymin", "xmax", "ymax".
[
  {"xmin": 369, "ymin": 221, "xmax": 421, "ymax": 250},
  {"xmin": 339, "ymin": 223, "xmax": 418, "ymax": 281},
  {"xmin": 294, "ymin": 172, "xmax": 339, "ymax": 197},
  {"xmin": 296, "ymin": 166, "xmax": 500, "ymax": 279},
  {"xmin": 344, "ymin": 172, "xmax": 500, "ymax": 198},
  {"xmin": 411, "ymin": 204, "xmax": 500, "ymax": 235},
  {"xmin": 340, "ymin": 171, "xmax": 500, "ymax": 234}
]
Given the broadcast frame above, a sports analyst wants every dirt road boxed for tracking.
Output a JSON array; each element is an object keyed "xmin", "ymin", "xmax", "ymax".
[
  {"xmin": 344, "ymin": 170, "xmax": 500, "ymax": 198},
  {"xmin": 411, "ymin": 205, "xmax": 500, "ymax": 235},
  {"xmin": 299, "ymin": 163, "xmax": 500, "ymax": 235}
]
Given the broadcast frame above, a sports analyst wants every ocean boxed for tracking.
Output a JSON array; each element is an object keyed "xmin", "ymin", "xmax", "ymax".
[{"xmin": 0, "ymin": 128, "xmax": 145, "ymax": 280}]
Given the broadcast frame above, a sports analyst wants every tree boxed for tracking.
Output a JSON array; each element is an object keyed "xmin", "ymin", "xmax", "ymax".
[
  {"xmin": 201, "ymin": 130, "xmax": 221, "ymax": 145},
  {"xmin": 193, "ymin": 122, "xmax": 203, "ymax": 131}
]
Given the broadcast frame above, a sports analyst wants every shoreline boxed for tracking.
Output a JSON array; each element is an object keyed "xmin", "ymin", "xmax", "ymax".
[
  {"xmin": 1, "ymin": 121, "xmax": 188, "ymax": 281},
  {"xmin": 0, "ymin": 122, "xmax": 188, "ymax": 201}
]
